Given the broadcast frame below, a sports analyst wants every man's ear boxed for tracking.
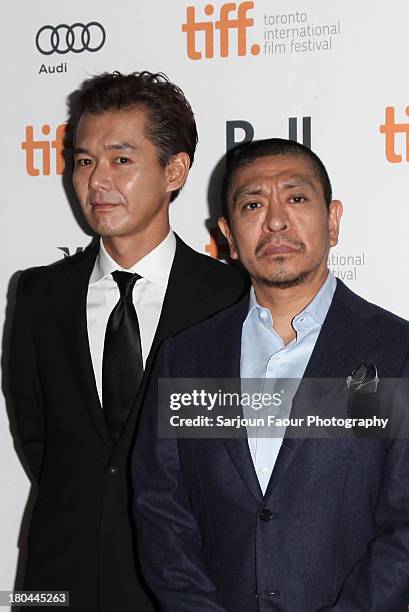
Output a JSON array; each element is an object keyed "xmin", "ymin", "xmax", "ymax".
[
  {"xmin": 328, "ymin": 200, "xmax": 343, "ymax": 247},
  {"xmin": 218, "ymin": 216, "xmax": 238, "ymax": 260},
  {"xmin": 165, "ymin": 152, "xmax": 191, "ymax": 195}
]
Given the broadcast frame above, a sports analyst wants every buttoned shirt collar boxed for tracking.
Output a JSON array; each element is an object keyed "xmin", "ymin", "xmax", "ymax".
[
  {"xmin": 246, "ymin": 269, "xmax": 336, "ymax": 329},
  {"xmin": 90, "ymin": 229, "xmax": 176, "ymax": 287}
]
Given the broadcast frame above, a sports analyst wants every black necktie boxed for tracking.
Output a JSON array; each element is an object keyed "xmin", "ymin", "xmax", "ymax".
[{"xmin": 102, "ymin": 271, "xmax": 143, "ymax": 441}]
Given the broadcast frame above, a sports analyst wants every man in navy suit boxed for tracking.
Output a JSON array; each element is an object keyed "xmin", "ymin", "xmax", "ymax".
[{"xmin": 132, "ymin": 139, "xmax": 409, "ymax": 611}]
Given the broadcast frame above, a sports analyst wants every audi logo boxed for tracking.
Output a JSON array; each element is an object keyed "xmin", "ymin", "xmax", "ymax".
[{"xmin": 35, "ymin": 22, "xmax": 106, "ymax": 55}]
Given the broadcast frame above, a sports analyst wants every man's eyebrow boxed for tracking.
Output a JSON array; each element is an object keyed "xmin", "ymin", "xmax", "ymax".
[
  {"xmin": 281, "ymin": 176, "xmax": 316, "ymax": 189},
  {"xmin": 73, "ymin": 146, "xmax": 89, "ymax": 155},
  {"xmin": 104, "ymin": 142, "xmax": 137, "ymax": 151},
  {"xmin": 73, "ymin": 143, "xmax": 137, "ymax": 155},
  {"xmin": 231, "ymin": 185, "xmax": 266, "ymax": 204}
]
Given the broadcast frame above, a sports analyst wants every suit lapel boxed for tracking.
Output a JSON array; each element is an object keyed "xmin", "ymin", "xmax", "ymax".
[
  {"xmin": 53, "ymin": 242, "xmax": 112, "ymax": 451},
  {"xmin": 134, "ymin": 236, "xmax": 236, "ymax": 404},
  {"xmin": 145, "ymin": 236, "xmax": 201, "ymax": 373},
  {"xmin": 212, "ymin": 297, "xmax": 264, "ymax": 502},
  {"xmin": 301, "ymin": 282, "xmax": 371, "ymax": 380},
  {"xmin": 264, "ymin": 280, "xmax": 373, "ymax": 500}
]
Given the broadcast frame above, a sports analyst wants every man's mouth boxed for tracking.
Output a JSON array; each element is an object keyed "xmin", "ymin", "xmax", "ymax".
[
  {"xmin": 256, "ymin": 239, "xmax": 303, "ymax": 258},
  {"xmin": 89, "ymin": 201, "xmax": 121, "ymax": 210},
  {"xmin": 261, "ymin": 244, "xmax": 299, "ymax": 256}
]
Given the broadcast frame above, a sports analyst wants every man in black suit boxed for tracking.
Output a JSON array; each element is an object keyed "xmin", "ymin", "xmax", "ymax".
[
  {"xmin": 133, "ymin": 138, "xmax": 409, "ymax": 610},
  {"xmin": 8, "ymin": 72, "xmax": 246, "ymax": 611}
]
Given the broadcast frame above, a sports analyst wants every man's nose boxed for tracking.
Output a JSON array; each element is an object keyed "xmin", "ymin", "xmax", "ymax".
[
  {"xmin": 89, "ymin": 162, "xmax": 113, "ymax": 191},
  {"xmin": 262, "ymin": 198, "xmax": 290, "ymax": 233}
]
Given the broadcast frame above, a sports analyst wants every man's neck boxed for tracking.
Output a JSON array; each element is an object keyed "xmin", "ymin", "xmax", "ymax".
[
  {"xmin": 101, "ymin": 224, "xmax": 170, "ymax": 269},
  {"xmin": 253, "ymin": 268, "xmax": 329, "ymax": 343}
]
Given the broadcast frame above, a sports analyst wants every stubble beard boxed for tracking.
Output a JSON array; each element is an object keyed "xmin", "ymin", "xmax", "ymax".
[{"xmin": 255, "ymin": 267, "xmax": 310, "ymax": 289}]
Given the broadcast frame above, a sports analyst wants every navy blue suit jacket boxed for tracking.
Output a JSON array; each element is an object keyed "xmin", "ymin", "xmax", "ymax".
[{"xmin": 132, "ymin": 280, "xmax": 409, "ymax": 611}]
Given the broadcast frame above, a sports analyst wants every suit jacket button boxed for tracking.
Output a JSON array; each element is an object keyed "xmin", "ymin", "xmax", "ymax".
[
  {"xmin": 259, "ymin": 508, "xmax": 275, "ymax": 521},
  {"xmin": 108, "ymin": 466, "xmax": 118, "ymax": 476},
  {"xmin": 265, "ymin": 590, "xmax": 280, "ymax": 597}
]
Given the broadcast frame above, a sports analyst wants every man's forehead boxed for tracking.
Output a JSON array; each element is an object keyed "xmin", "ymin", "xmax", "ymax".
[
  {"xmin": 231, "ymin": 154, "xmax": 318, "ymax": 184},
  {"xmin": 230, "ymin": 155, "xmax": 321, "ymax": 194},
  {"xmin": 75, "ymin": 107, "xmax": 148, "ymax": 147}
]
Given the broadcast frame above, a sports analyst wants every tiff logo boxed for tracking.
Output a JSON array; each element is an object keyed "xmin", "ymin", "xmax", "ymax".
[
  {"xmin": 379, "ymin": 106, "xmax": 409, "ymax": 163},
  {"xmin": 21, "ymin": 124, "xmax": 69, "ymax": 176},
  {"xmin": 182, "ymin": 2, "xmax": 260, "ymax": 60}
]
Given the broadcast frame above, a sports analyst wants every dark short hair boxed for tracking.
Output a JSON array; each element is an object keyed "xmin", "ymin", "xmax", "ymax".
[
  {"xmin": 75, "ymin": 71, "xmax": 198, "ymax": 201},
  {"xmin": 221, "ymin": 138, "xmax": 332, "ymax": 219}
]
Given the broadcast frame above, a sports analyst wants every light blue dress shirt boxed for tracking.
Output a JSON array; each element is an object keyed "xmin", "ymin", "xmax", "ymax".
[{"xmin": 240, "ymin": 271, "xmax": 337, "ymax": 494}]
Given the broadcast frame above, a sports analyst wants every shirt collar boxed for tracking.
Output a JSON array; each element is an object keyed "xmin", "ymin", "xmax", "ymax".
[
  {"xmin": 247, "ymin": 270, "xmax": 337, "ymax": 326},
  {"xmin": 89, "ymin": 229, "xmax": 176, "ymax": 288}
]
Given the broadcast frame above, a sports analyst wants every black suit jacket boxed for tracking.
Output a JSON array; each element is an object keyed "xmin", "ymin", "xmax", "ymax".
[
  {"xmin": 8, "ymin": 235, "xmax": 247, "ymax": 612},
  {"xmin": 133, "ymin": 280, "xmax": 409, "ymax": 611}
]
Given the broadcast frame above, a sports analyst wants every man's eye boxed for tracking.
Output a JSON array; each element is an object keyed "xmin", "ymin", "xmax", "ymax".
[
  {"xmin": 290, "ymin": 195, "xmax": 306, "ymax": 204},
  {"xmin": 244, "ymin": 201, "xmax": 261, "ymax": 210},
  {"xmin": 114, "ymin": 157, "xmax": 130, "ymax": 164},
  {"xmin": 75, "ymin": 158, "xmax": 92, "ymax": 167}
]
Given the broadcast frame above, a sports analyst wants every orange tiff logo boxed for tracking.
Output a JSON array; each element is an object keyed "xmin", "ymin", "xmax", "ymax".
[
  {"xmin": 379, "ymin": 107, "xmax": 409, "ymax": 163},
  {"xmin": 21, "ymin": 124, "xmax": 69, "ymax": 176},
  {"xmin": 182, "ymin": 2, "xmax": 260, "ymax": 59}
]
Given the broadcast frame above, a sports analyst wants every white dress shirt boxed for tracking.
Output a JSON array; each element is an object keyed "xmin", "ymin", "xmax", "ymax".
[{"xmin": 86, "ymin": 230, "xmax": 176, "ymax": 405}]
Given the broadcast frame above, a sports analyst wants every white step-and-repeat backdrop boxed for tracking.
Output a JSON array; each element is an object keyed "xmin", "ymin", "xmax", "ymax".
[{"xmin": 1, "ymin": 0, "xmax": 408, "ymax": 598}]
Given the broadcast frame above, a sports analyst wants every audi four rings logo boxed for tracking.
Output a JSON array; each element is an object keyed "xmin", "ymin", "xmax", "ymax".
[{"xmin": 35, "ymin": 22, "xmax": 106, "ymax": 55}]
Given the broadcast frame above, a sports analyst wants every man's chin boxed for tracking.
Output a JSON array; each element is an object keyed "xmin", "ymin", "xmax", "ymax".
[
  {"xmin": 256, "ymin": 270, "xmax": 309, "ymax": 289},
  {"xmin": 89, "ymin": 221, "xmax": 126, "ymax": 238}
]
